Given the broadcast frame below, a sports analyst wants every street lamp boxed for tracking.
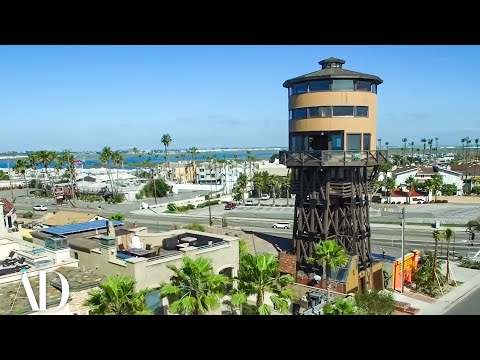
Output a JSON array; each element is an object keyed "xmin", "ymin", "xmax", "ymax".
[{"xmin": 150, "ymin": 168, "xmax": 158, "ymax": 208}]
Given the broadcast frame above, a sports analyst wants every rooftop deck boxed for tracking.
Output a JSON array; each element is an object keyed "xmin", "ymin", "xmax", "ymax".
[{"xmin": 280, "ymin": 150, "xmax": 387, "ymax": 167}]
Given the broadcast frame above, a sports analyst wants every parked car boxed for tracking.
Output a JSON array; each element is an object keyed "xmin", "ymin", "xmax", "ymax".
[
  {"xmin": 260, "ymin": 194, "xmax": 271, "ymax": 200},
  {"xmin": 272, "ymin": 222, "xmax": 290, "ymax": 229},
  {"xmin": 245, "ymin": 200, "xmax": 254, "ymax": 206},
  {"xmin": 33, "ymin": 205, "xmax": 47, "ymax": 211},
  {"xmin": 224, "ymin": 202, "xmax": 236, "ymax": 210}
]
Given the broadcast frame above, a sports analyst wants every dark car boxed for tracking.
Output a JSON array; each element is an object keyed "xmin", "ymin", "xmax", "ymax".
[{"xmin": 224, "ymin": 202, "xmax": 236, "ymax": 210}]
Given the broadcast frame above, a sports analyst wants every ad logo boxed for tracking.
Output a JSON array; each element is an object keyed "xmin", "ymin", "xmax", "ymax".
[{"xmin": 21, "ymin": 271, "xmax": 70, "ymax": 312}]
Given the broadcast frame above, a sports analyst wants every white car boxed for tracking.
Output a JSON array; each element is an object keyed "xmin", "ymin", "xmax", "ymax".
[
  {"xmin": 245, "ymin": 200, "xmax": 254, "ymax": 206},
  {"xmin": 33, "ymin": 205, "xmax": 47, "ymax": 211},
  {"xmin": 272, "ymin": 222, "xmax": 290, "ymax": 229},
  {"xmin": 260, "ymin": 194, "xmax": 271, "ymax": 200}
]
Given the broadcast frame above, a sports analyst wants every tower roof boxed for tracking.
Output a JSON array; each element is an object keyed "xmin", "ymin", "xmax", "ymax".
[{"xmin": 283, "ymin": 57, "xmax": 383, "ymax": 88}]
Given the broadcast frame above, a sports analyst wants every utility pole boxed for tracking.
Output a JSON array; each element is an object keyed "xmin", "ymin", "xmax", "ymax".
[
  {"xmin": 151, "ymin": 169, "xmax": 158, "ymax": 208},
  {"xmin": 400, "ymin": 207, "xmax": 406, "ymax": 293}
]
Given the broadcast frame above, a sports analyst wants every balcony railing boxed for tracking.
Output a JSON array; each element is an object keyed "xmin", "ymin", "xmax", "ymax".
[{"xmin": 280, "ymin": 150, "xmax": 387, "ymax": 167}]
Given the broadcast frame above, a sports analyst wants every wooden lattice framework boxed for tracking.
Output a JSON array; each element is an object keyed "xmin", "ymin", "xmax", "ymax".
[{"xmin": 280, "ymin": 150, "xmax": 386, "ymax": 292}]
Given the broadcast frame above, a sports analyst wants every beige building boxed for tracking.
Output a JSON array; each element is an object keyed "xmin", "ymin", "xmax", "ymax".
[
  {"xmin": 71, "ymin": 228, "xmax": 239, "ymax": 294},
  {"xmin": 42, "ymin": 211, "xmax": 107, "ymax": 227},
  {"xmin": 284, "ymin": 57, "xmax": 382, "ymax": 154}
]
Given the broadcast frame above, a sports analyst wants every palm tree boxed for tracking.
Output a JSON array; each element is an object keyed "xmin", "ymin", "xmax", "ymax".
[
  {"xmin": 385, "ymin": 177, "xmax": 396, "ymax": 203},
  {"xmin": 159, "ymin": 257, "xmax": 230, "ymax": 315},
  {"xmin": 111, "ymin": 151, "xmax": 123, "ymax": 196},
  {"xmin": 409, "ymin": 141, "xmax": 415, "ymax": 165},
  {"xmin": 402, "ymin": 138, "xmax": 408, "ymax": 162},
  {"xmin": 430, "ymin": 173, "xmax": 443, "ymax": 202},
  {"xmin": 461, "ymin": 137, "xmax": 466, "ymax": 161},
  {"xmin": 252, "ymin": 173, "xmax": 264, "ymax": 205},
  {"xmin": 13, "ymin": 158, "xmax": 29, "ymax": 198},
  {"xmin": 378, "ymin": 138, "xmax": 382, "ymax": 150},
  {"xmin": 57, "ymin": 150, "xmax": 77, "ymax": 204},
  {"xmin": 28, "ymin": 152, "xmax": 40, "ymax": 191},
  {"xmin": 189, "ymin": 147, "xmax": 199, "ymax": 183},
  {"xmin": 161, "ymin": 134, "xmax": 172, "ymax": 180},
  {"xmin": 427, "ymin": 139, "xmax": 434, "ymax": 164},
  {"xmin": 323, "ymin": 297, "xmax": 360, "ymax": 315},
  {"xmin": 435, "ymin": 137, "xmax": 439, "ymax": 158},
  {"xmin": 269, "ymin": 175, "xmax": 281, "ymax": 206},
  {"xmin": 421, "ymin": 138, "xmax": 427, "ymax": 163},
  {"xmin": 85, "ymin": 275, "xmax": 152, "ymax": 315},
  {"xmin": 99, "ymin": 147, "xmax": 115, "ymax": 195},
  {"xmin": 432, "ymin": 230, "xmax": 443, "ymax": 279},
  {"xmin": 309, "ymin": 240, "xmax": 349, "ymax": 304},
  {"xmin": 236, "ymin": 253, "xmax": 294, "ymax": 315},
  {"xmin": 246, "ymin": 151, "xmax": 256, "ymax": 193},
  {"xmin": 405, "ymin": 175, "xmax": 418, "ymax": 204},
  {"xmin": 424, "ymin": 178, "xmax": 434, "ymax": 202},
  {"xmin": 466, "ymin": 138, "xmax": 472, "ymax": 164},
  {"xmin": 37, "ymin": 150, "xmax": 57, "ymax": 197},
  {"xmin": 444, "ymin": 228, "xmax": 454, "ymax": 283},
  {"xmin": 237, "ymin": 173, "xmax": 248, "ymax": 205},
  {"xmin": 392, "ymin": 153, "xmax": 402, "ymax": 166},
  {"xmin": 385, "ymin": 141, "xmax": 389, "ymax": 159}
]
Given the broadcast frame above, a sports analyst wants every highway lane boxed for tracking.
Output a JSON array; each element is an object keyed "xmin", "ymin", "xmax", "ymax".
[
  {"xmin": 15, "ymin": 203, "xmax": 479, "ymax": 256},
  {"xmin": 444, "ymin": 287, "xmax": 480, "ymax": 315}
]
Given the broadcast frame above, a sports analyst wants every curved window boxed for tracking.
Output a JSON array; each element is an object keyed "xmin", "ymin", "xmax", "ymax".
[
  {"xmin": 289, "ymin": 79, "xmax": 378, "ymax": 95},
  {"xmin": 356, "ymin": 80, "xmax": 372, "ymax": 91},
  {"xmin": 363, "ymin": 134, "xmax": 371, "ymax": 150},
  {"xmin": 332, "ymin": 80, "xmax": 354, "ymax": 91},
  {"xmin": 290, "ymin": 106, "xmax": 369, "ymax": 120},
  {"xmin": 292, "ymin": 108, "xmax": 307, "ymax": 120},
  {"xmin": 309, "ymin": 80, "xmax": 330, "ymax": 92},
  {"xmin": 332, "ymin": 106, "xmax": 354, "ymax": 117},
  {"xmin": 292, "ymin": 83, "xmax": 307, "ymax": 95}
]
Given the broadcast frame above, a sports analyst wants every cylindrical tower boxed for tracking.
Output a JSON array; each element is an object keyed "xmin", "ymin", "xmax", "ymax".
[{"xmin": 280, "ymin": 57, "xmax": 386, "ymax": 293}]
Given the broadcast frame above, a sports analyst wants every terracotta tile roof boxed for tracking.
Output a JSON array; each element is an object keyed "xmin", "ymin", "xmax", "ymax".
[
  {"xmin": 1, "ymin": 198, "xmax": 13, "ymax": 214},
  {"xmin": 416, "ymin": 166, "xmax": 435, "ymax": 175},
  {"xmin": 391, "ymin": 189, "xmax": 425, "ymax": 197}
]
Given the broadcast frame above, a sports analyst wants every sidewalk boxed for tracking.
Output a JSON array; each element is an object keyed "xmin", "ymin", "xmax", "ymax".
[
  {"xmin": 393, "ymin": 262, "xmax": 480, "ymax": 315},
  {"xmin": 371, "ymin": 223, "xmax": 466, "ymax": 231}
]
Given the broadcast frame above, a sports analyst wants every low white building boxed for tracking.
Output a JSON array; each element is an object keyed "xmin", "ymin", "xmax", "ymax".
[{"xmin": 391, "ymin": 166, "xmax": 463, "ymax": 195}]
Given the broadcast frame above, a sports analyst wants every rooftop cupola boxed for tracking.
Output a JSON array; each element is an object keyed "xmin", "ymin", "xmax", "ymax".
[{"xmin": 319, "ymin": 57, "xmax": 346, "ymax": 69}]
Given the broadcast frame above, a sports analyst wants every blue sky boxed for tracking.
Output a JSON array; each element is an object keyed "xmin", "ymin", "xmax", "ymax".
[{"xmin": 0, "ymin": 45, "xmax": 478, "ymax": 152}]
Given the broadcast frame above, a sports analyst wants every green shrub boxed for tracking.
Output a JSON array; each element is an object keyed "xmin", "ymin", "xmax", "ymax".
[
  {"xmin": 459, "ymin": 259, "xmax": 480, "ymax": 270},
  {"xmin": 167, "ymin": 203, "xmax": 178, "ymax": 212},
  {"xmin": 241, "ymin": 304, "xmax": 259, "ymax": 315},
  {"xmin": 110, "ymin": 212, "xmax": 125, "ymax": 221},
  {"xmin": 23, "ymin": 211, "xmax": 33, "ymax": 219},
  {"xmin": 354, "ymin": 290, "xmax": 395, "ymax": 315},
  {"xmin": 184, "ymin": 223, "xmax": 205, "ymax": 232}
]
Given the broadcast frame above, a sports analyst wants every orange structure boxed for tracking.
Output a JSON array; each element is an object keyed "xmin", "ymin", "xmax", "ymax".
[{"xmin": 393, "ymin": 250, "xmax": 421, "ymax": 292}]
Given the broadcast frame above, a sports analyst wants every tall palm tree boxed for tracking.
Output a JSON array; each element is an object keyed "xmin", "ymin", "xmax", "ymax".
[
  {"xmin": 384, "ymin": 141, "xmax": 389, "ymax": 159},
  {"xmin": 269, "ymin": 175, "xmax": 281, "ymax": 206},
  {"xmin": 161, "ymin": 134, "xmax": 172, "ymax": 179},
  {"xmin": 385, "ymin": 177, "xmax": 396, "ymax": 203},
  {"xmin": 378, "ymin": 138, "xmax": 382, "ymax": 150},
  {"xmin": 246, "ymin": 151, "xmax": 256, "ymax": 192},
  {"xmin": 435, "ymin": 137, "xmax": 439, "ymax": 158},
  {"xmin": 424, "ymin": 178, "xmax": 434, "ymax": 202},
  {"xmin": 100, "ymin": 147, "xmax": 115, "ymax": 196},
  {"xmin": 85, "ymin": 275, "xmax": 152, "ymax": 315},
  {"xmin": 28, "ymin": 152, "xmax": 40, "ymax": 191},
  {"xmin": 432, "ymin": 230, "xmax": 443, "ymax": 280},
  {"xmin": 237, "ymin": 173, "xmax": 248, "ymax": 205},
  {"xmin": 405, "ymin": 175, "xmax": 418, "ymax": 204},
  {"xmin": 37, "ymin": 150, "xmax": 57, "ymax": 197},
  {"xmin": 431, "ymin": 173, "xmax": 443, "ymax": 202},
  {"xmin": 392, "ymin": 154, "xmax": 402, "ymax": 166},
  {"xmin": 13, "ymin": 158, "xmax": 29, "ymax": 198},
  {"xmin": 421, "ymin": 138, "xmax": 427, "ymax": 163},
  {"xmin": 427, "ymin": 139, "xmax": 434, "ymax": 164},
  {"xmin": 444, "ymin": 228, "xmax": 454, "ymax": 283},
  {"xmin": 57, "ymin": 150, "xmax": 77, "ymax": 204},
  {"xmin": 252, "ymin": 173, "xmax": 264, "ymax": 205},
  {"xmin": 160, "ymin": 257, "xmax": 230, "ymax": 315},
  {"xmin": 236, "ymin": 253, "xmax": 294, "ymax": 315},
  {"xmin": 401, "ymin": 138, "xmax": 408, "ymax": 163},
  {"xmin": 189, "ymin": 147, "xmax": 199, "ymax": 184},
  {"xmin": 112, "ymin": 151, "xmax": 123, "ymax": 196},
  {"xmin": 309, "ymin": 240, "xmax": 349, "ymax": 304},
  {"xmin": 461, "ymin": 137, "xmax": 466, "ymax": 161},
  {"xmin": 466, "ymin": 138, "xmax": 472, "ymax": 164},
  {"xmin": 409, "ymin": 141, "xmax": 415, "ymax": 165}
]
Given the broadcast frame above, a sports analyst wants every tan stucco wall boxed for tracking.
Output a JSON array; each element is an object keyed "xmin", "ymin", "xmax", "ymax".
[
  {"xmin": 289, "ymin": 91, "xmax": 378, "ymax": 150},
  {"xmin": 0, "ymin": 240, "xmax": 19, "ymax": 259},
  {"xmin": 75, "ymin": 232, "xmax": 239, "ymax": 293}
]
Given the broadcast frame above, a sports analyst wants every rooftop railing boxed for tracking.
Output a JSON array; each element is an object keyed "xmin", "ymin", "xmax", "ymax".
[{"xmin": 280, "ymin": 150, "xmax": 387, "ymax": 167}]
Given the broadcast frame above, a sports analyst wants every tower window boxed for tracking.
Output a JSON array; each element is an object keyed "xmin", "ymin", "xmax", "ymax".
[
  {"xmin": 308, "ymin": 107, "xmax": 319, "ymax": 117},
  {"xmin": 356, "ymin": 106, "xmax": 369, "ymax": 117},
  {"xmin": 347, "ymin": 134, "xmax": 362, "ymax": 151},
  {"xmin": 332, "ymin": 106, "xmax": 354, "ymax": 117},
  {"xmin": 292, "ymin": 108, "xmax": 307, "ymax": 120},
  {"xmin": 363, "ymin": 134, "xmax": 371, "ymax": 150},
  {"xmin": 292, "ymin": 83, "xmax": 307, "ymax": 95},
  {"xmin": 356, "ymin": 80, "xmax": 372, "ymax": 91},
  {"xmin": 332, "ymin": 80, "xmax": 354, "ymax": 91},
  {"xmin": 309, "ymin": 80, "xmax": 330, "ymax": 92}
]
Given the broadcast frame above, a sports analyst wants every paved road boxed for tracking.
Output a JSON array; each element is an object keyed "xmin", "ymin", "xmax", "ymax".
[{"xmin": 444, "ymin": 287, "xmax": 480, "ymax": 315}]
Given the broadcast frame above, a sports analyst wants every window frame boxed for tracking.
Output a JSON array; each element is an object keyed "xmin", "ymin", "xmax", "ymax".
[
  {"xmin": 363, "ymin": 133, "xmax": 371, "ymax": 151},
  {"xmin": 347, "ymin": 133, "xmax": 362, "ymax": 151},
  {"xmin": 332, "ymin": 106, "xmax": 355, "ymax": 117}
]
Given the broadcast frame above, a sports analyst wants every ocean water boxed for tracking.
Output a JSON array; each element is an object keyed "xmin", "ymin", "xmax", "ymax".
[{"xmin": 0, "ymin": 151, "xmax": 279, "ymax": 169}]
